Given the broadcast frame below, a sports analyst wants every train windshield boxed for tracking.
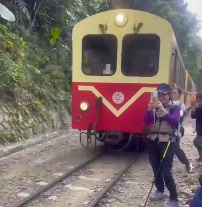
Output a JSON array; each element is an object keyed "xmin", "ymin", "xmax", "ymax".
[
  {"xmin": 122, "ymin": 34, "xmax": 160, "ymax": 77},
  {"xmin": 82, "ymin": 35, "xmax": 117, "ymax": 76}
]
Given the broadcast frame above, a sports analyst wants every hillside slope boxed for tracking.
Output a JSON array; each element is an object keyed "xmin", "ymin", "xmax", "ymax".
[{"xmin": 0, "ymin": 24, "xmax": 71, "ymax": 143}]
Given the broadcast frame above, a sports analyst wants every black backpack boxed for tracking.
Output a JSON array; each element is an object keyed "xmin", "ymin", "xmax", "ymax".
[{"xmin": 170, "ymin": 104, "xmax": 184, "ymax": 137}]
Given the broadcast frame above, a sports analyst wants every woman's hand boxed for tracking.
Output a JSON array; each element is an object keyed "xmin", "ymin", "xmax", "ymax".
[
  {"xmin": 192, "ymin": 101, "xmax": 198, "ymax": 110},
  {"xmin": 147, "ymin": 101, "xmax": 154, "ymax": 111},
  {"xmin": 156, "ymin": 101, "xmax": 163, "ymax": 110},
  {"xmin": 156, "ymin": 101, "xmax": 167, "ymax": 116}
]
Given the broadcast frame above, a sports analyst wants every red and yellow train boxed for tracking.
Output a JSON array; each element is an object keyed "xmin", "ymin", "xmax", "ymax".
[{"xmin": 71, "ymin": 9, "xmax": 196, "ymax": 151}]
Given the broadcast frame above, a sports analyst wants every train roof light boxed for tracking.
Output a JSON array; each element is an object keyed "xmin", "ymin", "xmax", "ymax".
[{"xmin": 115, "ymin": 13, "xmax": 127, "ymax": 27}]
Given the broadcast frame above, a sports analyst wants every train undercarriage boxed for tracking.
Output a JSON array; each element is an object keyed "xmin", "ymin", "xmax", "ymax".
[{"xmin": 79, "ymin": 129, "xmax": 146, "ymax": 152}]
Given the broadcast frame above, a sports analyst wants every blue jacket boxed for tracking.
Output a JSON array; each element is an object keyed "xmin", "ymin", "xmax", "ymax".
[{"xmin": 190, "ymin": 187, "xmax": 202, "ymax": 207}]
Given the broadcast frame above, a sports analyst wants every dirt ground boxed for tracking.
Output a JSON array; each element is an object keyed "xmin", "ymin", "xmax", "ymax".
[
  {"xmin": 0, "ymin": 130, "xmax": 103, "ymax": 207},
  {"xmin": 28, "ymin": 153, "xmax": 136, "ymax": 207},
  {"xmin": 0, "ymin": 113, "xmax": 200, "ymax": 207}
]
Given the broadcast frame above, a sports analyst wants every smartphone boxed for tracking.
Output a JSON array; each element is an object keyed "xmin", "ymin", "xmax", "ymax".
[{"xmin": 151, "ymin": 91, "xmax": 158, "ymax": 104}]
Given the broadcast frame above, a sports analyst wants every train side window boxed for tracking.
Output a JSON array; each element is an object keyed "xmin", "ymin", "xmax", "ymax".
[
  {"xmin": 181, "ymin": 66, "xmax": 185, "ymax": 89},
  {"xmin": 82, "ymin": 35, "xmax": 117, "ymax": 76},
  {"xmin": 121, "ymin": 34, "xmax": 160, "ymax": 77},
  {"xmin": 172, "ymin": 50, "xmax": 177, "ymax": 82},
  {"xmin": 176, "ymin": 57, "xmax": 180, "ymax": 86},
  {"xmin": 187, "ymin": 77, "xmax": 192, "ymax": 92}
]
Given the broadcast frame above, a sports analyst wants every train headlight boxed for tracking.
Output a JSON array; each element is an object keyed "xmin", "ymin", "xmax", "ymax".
[
  {"xmin": 114, "ymin": 13, "xmax": 128, "ymax": 27},
  {"xmin": 80, "ymin": 101, "xmax": 89, "ymax": 111}
]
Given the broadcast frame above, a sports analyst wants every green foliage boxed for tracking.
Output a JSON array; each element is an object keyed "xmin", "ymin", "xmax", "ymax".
[
  {"xmin": 50, "ymin": 27, "xmax": 61, "ymax": 45},
  {"xmin": 0, "ymin": 0, "xmax": 108, "ymax": 143},
  {"xmin": 0, "ymin": 23, "xmax": 71, "ymax": 142}
]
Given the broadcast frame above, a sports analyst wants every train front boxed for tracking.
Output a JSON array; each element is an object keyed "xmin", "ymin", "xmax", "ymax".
[{"xmin": 72, "ymin": 9, "xmax": 173, "ymax": 151}]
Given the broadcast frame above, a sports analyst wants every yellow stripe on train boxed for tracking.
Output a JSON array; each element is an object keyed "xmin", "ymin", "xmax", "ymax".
[{"xmin": 78, "ymin": 86, "xmax": 156, "ymax": 117}]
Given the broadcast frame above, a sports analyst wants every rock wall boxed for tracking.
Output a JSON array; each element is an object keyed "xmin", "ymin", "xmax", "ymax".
[{"xmin": 0, "ymin": 104, "xmax": 71, "ymax": 143}]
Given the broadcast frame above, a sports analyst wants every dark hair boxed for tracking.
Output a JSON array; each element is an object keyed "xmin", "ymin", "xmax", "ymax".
[
  {"xmin": 199, "ymin": 174, "xmax": 202, "ymax": 187},
  {"xmin": 172, "ymin": 87, "xmax": 182, "ymax": 95},
  {"xmin": 196, "ymin": 93, "xmax": 202, "ymax": 100}
]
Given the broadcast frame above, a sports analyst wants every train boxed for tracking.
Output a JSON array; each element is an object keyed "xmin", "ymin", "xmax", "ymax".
[{"xmin": 71, "ymin": 9, "xmax": 196, "ymax": 151}]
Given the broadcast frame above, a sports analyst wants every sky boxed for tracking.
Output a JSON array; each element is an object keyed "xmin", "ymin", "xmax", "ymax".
[{"xmin": 184, "ymin": 0, "xmax": 202, "ymax": 37}]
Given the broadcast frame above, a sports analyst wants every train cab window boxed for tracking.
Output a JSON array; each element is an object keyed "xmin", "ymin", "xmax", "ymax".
[
  {"xmin": 82, "ymin": 35, "xmax": 117, "ymax": 76},
  {"xmin": 122, "ymin": 34, "xmax": 160, "ymax": 77}
]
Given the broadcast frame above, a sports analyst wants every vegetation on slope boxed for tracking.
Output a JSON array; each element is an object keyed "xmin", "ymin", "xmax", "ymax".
[{"xmin": 0, "ymin": 0, "xmax": 109, "ymax": 143}]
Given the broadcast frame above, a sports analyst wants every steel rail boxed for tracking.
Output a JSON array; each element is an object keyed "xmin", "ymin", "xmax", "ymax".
[
  {"xmin": 87, "ymin": 157, "xmax": 137, "ymax": 207},
  {"xmin": 10, "ymin": 150, "xmax": 105, "ymax": 207}
]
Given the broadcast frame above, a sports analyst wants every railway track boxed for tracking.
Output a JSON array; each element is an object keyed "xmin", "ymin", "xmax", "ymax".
[
  {"xmin": 86, "ymin": 158, "xmax": 136, "ymax": 207},
  {"xmin": 9, "ymin": 150, "xmax": 139, "ymax": 207},
  {"xmin": 10, "ymin": 150, "xmax": 105, "ymax": 207}
]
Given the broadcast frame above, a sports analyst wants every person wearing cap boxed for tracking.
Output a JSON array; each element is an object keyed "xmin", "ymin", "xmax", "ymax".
[
  {"xmin": 171, "ymin": 87, "xmax": 186, "ymax": 125},
  {"xmin": 191, "ymin": 93, "xmax": 202, "ymax": 161},
  {"xmin": 144, "ymin": 83, "xmax": 180, "ymax": 207},
  {"xmin": 191, "ymin": 92, "xmax": 197, "ymax": 108},
  {"xmin": 171, "ymin": 87, "xmax": 192, "ymax": 172}
]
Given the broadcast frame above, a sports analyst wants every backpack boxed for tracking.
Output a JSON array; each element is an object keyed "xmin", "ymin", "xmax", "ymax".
[
  {"xmin": 171, "ymin": 102, "xmax": 185, "ymax": 138},
  {"xmin": 142, "ymin": 105, "xmax": 181, "ymax": 138},
  {"xmin": 154, "ymin": 105, "xmax": 180, "ymax": 138}
]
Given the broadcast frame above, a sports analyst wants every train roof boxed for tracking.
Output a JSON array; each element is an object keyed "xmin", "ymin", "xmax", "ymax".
[{"xmin": 73, "ymin": 9, "xmax": 173, "ymax": 31}]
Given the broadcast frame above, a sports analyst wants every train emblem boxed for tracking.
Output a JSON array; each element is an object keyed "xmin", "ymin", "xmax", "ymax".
[{"xmin": 112, "ymin": 92, "xmax": 124, "ymax": 104}]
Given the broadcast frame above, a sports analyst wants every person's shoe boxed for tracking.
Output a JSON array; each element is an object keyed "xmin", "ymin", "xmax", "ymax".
[
  {"xmin": 150, "ymin": 191, "xmax": 164, "ymax": 201},
  {"xmin": 164, "ymin": 199, "xmax": 179, "ymax": 207}
]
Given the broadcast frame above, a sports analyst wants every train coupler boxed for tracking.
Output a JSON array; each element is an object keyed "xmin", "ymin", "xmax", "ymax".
[{"xmin": 80, "ymin": 123, "xmax": 97, "ymax": 148}]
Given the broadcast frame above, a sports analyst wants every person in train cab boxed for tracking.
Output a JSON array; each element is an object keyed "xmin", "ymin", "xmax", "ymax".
[
  {"xmin": 189, "ymin": 174, "xmax": 202, "ymax": 207},
  {"xmin": 191, "ymin": 93, "xmax": 202, "ymax": 161},
  {"xmin": 144, "ymin": 83, "xmax": 180, "ymax": 207}
]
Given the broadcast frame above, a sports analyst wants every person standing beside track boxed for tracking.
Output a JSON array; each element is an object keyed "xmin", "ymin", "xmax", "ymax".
[
  {"xmin": 171, "ymin": 87, "xmax": 192, "ymax": 173},
  {"xmin": 171, "ymin": 87, "xmax": 186, "ymax": 143},
  {"xmin": 191, "ymin": 92, "xmax": 197, "ymax": 108},
  {"xmin": 191, "ymin": 93, "xmax": 202, "ymax": 161},
  {"xmin": 144, "ymin": 83, "xmax": 179, "ymax": 207}
]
